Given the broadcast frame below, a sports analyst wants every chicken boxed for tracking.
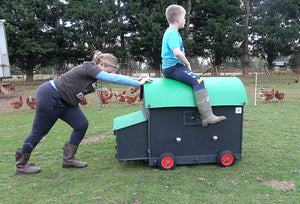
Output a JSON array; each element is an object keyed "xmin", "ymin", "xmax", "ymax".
[
  {"xmin": 100, "ymin": 95, "xmax": 109, "ymax": 104},
  {"xmin": 130, "ymin": 87, "xmax": 139, "ymax": 94},
  {"xmin": 136, "ymin": 93, "xmax": 143, "ymax": 102},
  {"xmin": 106, "ymin": 88, "xmax": 114, "ymax": 100},
  {"xmin": 259, "ymin": 88, "xmax": 275, "ymax": 102},
  {"xmin": 9, "ymin": 81, "xmax": 15, "ymax": 90},
  {"xmin": 295, "ymin": 78, "xmax": 299, "ymax": 83},
  {"xmin": 114, "ymin": 90, "xmax": 126, "ymax": 103},
  {"xmin": 100, "ymin": 88, "xmax": 109, "ymax": 96},
  {"xmin": 97, "ymin": 89, "xmax": 110, "ymax": 104},
  {"xmin": 11, "ymin": 96, "xmax": 23, "ymax": 109},
  {"xmin": 259, "ymin": 88, "xmax": 266, "ymax": 97},
  {"xmin": 98, "ymin": 88, "xmax": 113, "ymax": 99},
  {"xmin": 275, "ymin": 90, "xmax": 285, "ymax": 102},
  {"xmin": 25, "ymin": 96, "xmax": 36, "ymax": 109},
  {"xmin": 124, "ymin": 94, "xmax": 138, "ymax": 105},
  {"xmin": 80, "ymin": 97, "xmax": 88, "ymax": 105}
]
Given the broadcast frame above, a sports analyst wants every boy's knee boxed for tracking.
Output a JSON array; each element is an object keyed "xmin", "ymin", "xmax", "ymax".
[{"xmin": 193, "ymin": 80, "xmax": 205, "ymax": 91}]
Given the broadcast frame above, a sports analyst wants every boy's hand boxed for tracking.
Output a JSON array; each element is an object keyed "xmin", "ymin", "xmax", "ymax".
[
  {"xmin": 186, "ymin": 63, "xmax": 192, "ymax": 70},
  {"xmin": 173, "ymin": 48, "xmax": 192, "ymax": 70}
]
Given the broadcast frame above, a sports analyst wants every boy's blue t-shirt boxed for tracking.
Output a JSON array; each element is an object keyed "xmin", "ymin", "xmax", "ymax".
[{"xmin": 161, "ymin": 27, "xmax": 185, "ymax": 69}]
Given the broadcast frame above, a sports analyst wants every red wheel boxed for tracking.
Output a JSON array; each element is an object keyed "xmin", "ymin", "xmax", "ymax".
[
  {"xmin": 158, "ymin": 153, "xmax": 176, "ymax": 170},
  {"xmin": 161, "ymin": 157, "xmax": 174, "ymax": 169},
  {"xmin": 218, "ymin": 151, "xmax": 235, "ymax": 167}
]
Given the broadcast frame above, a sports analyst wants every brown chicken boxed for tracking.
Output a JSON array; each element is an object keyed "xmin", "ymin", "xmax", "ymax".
[
  {"xmin": 80, "ymin": 97, "xmax": 88, "ymax": 106},
  {"xmin": 98, "ymin": 88, "xmax": 113, "ymax": 99},
  {"xmin": 115, "ymin": 90, "xmax": 126, "ymax": 103},
  {"xmin": 259, "ymin": 88, "xmax": 275, "ymax": 102},
  {"xmin": 275, "ymin": 90, "xmax": 285, "ymax": 102},
  {"xmin": 295, "ymin": 78, "xmax": 299, "ymax": 83},
  {"xmin": 25, "ymin": 96, "xmax": 36, "ymax": 109},
  {"xmin": 136, "ymin": 93, "xmax": 143, "ymax": 102},
  {"xmin": 97, "ymin": 89, "xmax": 110, "ymax": 104},
  {"xmin": 100, "ymin": 95, "xmax": 109, "ymax": 104},
  {"xmin": 9, "ymin": 81, "xmax": 15, "ymax": 90},
  {"xmin": 130, "ymin": 87, "xmax": 139, "ymax": 94},
  {"xmin": 124, "ymin": 94, "xmax": 138, "ymax": 105},
  {"xmin": 11, "ymin": 96, "xmax": 23, "ymax": 109},
  {"xmin": 107, "ymin": 88, "xmax": 114, "ymax": 100},
  {"xmin": 100, "ymin": 88, "xmax": 109, "ymax": 96}
]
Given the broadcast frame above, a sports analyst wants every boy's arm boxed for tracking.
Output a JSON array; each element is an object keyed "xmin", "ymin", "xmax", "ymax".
[{"xmin": 172, "ymin": 48, "xmax": 191, "ymax": 70}]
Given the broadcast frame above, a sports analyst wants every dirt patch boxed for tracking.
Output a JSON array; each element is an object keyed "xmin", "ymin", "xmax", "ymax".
[
  {"xmin": 264, "ymin": 179, "xmax": 296, "ymax": 192},
  {"xmin": 243, "ymin": 121, "xmax": 251, "ymax": 126},
  {"xmin": 81, "ymin": 134, "xmax": 108, "ymax": 145}
]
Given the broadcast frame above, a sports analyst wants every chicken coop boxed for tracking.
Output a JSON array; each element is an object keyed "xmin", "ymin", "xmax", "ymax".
[{"xmin": 113, "ymin": 77, "xmax": 248, "ymax": 170}]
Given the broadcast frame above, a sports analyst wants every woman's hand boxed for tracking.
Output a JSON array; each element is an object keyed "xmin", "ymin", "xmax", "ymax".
[
  {"xmin": 139, "ymin": 76, "xmax": 153, "ymax": 86},
  {"xmin": 137, "ymin": 74, "xmax": 149, "ymax": 81}
]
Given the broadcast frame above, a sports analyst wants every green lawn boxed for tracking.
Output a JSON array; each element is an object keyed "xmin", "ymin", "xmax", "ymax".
[{"xmin": 0, "ymin": 79, "xmax": 299, "ymax": 203}]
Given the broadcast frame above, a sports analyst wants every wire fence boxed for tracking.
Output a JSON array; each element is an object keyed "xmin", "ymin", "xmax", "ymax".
[{"xmin": 1, "ymin": 67, "xmax": 299, "ymax": 110}]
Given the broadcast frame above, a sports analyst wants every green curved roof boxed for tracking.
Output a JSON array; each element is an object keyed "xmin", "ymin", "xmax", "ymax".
[{"xmin": 143, "ymin": 77, "xmax": 248, "ymax": 108}]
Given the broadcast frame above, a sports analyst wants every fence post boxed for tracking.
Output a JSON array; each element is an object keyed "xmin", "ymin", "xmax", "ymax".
[{"xmin": 254, "ymin": 72, "xmax": 258, "ymax": 105}]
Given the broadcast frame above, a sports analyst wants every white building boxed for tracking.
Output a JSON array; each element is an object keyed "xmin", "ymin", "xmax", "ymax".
[{"xmin": 0, "ymin": 19, "xmax": 11, "ymax": 78}]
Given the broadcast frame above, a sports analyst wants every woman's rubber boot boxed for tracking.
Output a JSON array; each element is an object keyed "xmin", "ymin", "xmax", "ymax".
[
  {"xmin": 62, "ymin": 143, "xmax": 87, "ymax": 168},
  {"xmin": 194, "ymin": 88, "xmax": 227, "ymax": 127},
  {"xmin": 15, "ymin": 148, "xmax": 41, "ymax": 175}
]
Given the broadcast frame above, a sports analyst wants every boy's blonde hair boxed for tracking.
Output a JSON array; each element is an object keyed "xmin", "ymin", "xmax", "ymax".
[
  {"xmin": 165, "ymin": 4, "xmax": 186, "ymax": 24},
  {"xmin": 93, "ymin": 50, "xmax": 118, "ymax": 69}
]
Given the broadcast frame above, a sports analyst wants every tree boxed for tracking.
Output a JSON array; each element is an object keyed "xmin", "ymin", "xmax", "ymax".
[
  {"xmin": 190, "ymin": 0, "xmax": 244, "ymax": 75},
  {"xmin": 43, "ymin": 1, "xmax": 69, "ymax": 72},
  {"xmin": 251, "ymin": 0, "xmax": 300, "ymax": 69},
  {"xmin": 1, "ymin": 0, "xmax": 47, "ymax": 81},
  {"xmin": 289, "ymin": 46, "xmax": 300, "ymax": 71},
  {"xmin": 62, "ymin": 0, "xmax": 121, "ymax": 65},
  {"xmin": 0, "ymin": 0, "xmax": 64, "ymax": 81},
  {"xmin": 115, "ymin": 0, "xmax": 128, "ymax": 69},
  {"xmin": 125, "ymin": 0, "xmax": 176, "ymax": 69},
  {"xmin": 2, "ymin": 0, "xmax": 299, "ymax": 75},
  {"xmin": 240, "ymin": 0, "xmax": 250, "ymax": 69}
]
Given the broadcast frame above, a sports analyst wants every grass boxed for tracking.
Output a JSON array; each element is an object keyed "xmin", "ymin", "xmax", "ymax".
[{"xmin": 0, "ymin": 79, "xmax": 299, "ymax": 203}]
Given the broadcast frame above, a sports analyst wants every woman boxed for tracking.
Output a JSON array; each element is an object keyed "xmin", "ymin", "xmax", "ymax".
[{"xmin": 15, "ymin": 50, "xmax": 153, "ymax": 175}]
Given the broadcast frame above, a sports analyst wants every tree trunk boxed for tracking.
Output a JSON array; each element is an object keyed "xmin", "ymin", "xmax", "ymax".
[
  {"xmin": 119, "ymin": 0, "xmax": 127, "ymax": 69},
  {"xmin": 185, "ymin": 0, "xmax": 191, "ymax": 33},
  {"xmin": 211, "ymin": 66, "xmax": 220, "ymax": 77},
  {"xmin": 241, "ymin": 0, "xmax": 250, "ymax": 74},
  {"xmin": 26, "ymin": 69, "xmax": 34, "ymax": 82}
]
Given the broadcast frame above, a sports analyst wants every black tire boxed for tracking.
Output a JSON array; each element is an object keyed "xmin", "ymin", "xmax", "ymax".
[
  {"xmin": 218, "ymin": 151, "xmax": 235, "ymax": 167},
  {"xmin": 158, "ymin": 152, "xmax": 176, "ymax": 170}
]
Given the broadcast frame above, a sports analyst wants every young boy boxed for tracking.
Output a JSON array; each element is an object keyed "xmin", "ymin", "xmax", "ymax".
[{"xmin": 161, "ymin": 4, "xmax": 226, "ymax": 127}]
